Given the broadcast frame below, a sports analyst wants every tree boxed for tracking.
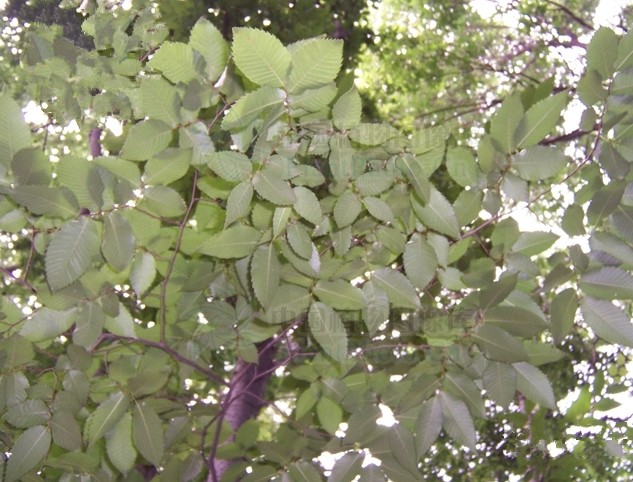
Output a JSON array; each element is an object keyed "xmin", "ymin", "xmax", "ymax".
[{"xmin": 0, "ymin": 2, "xmax": 632, "ymax": 481}]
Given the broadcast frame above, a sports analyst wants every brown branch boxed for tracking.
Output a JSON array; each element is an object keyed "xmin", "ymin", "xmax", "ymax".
[
  {"xmin": 89, "ymin": 128, "xmax": 102, "ymax": 157},
  {"xmin": 543, "ymin": 0, "xmax": 594, "ymax": 31}
]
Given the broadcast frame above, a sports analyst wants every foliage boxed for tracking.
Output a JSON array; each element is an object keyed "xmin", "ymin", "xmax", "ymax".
[{"xmin": 0, "ymin": 2, "xmax": 632, "ymax": 482}]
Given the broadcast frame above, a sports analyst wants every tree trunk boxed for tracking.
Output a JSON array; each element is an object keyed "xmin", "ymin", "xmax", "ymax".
[{"xmin": 208, "ymin": 339, "xmax": 277, "ymax": 482}]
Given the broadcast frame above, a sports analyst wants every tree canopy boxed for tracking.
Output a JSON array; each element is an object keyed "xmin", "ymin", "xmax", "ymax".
[{"xmin": 0, "ymin": 1, "xmax": 632, "ymax": 481}]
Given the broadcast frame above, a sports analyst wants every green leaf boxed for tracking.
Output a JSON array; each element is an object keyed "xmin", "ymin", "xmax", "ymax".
[
  {"xmin": 372, "ymin": 268, "xmax": 420, "ymax": 309},
  {"xmin": 551, "ymin": 288, "xmax": 578, "ymax": 344},
  {"xmin": 251, "ymin": 243, "xmax": 280, "ymax": 309},
  {"xmin": 293, "ymin": 186, "xmax": 322, "ymax": 225},
  {"xmin": 364, "ymin": 197, "xmax": 395, "ymax": 224},
  {"xmin": 207, "ymin": 151, "xmax": 253, "ymax": 182},
  {"xmin": 20, "ymin": 307, "xmax": 77, "ymax": 342},
  {"xmin": 328, "ymin": 452, "xmax": 363, "ymax": 482},
  {"xmin": 143, "ymin": 148, "xmax": 191, "ymax": 185},
  {"xmin": 483, "ymin": 361, "xmax": 516, "ymax": 409},
  {"xmin": 46, "ymin": 218, "xmax": 101, "ymax": 291},
  {"xmin": 479, "ymin": 274, "xmax": 517, "ymax": 310},
  {"xmin": 133, "ymin": 401, "xmax": 164, "ymax": 466},
  {"xmin": 5, "ymin": 425, "xmax": 51, "ymax": 482},
  {"xmin": 51, "ymin": 411, "xmax": 82, "ymax": 451},
  {"xmin": 272, "ymin": 207, "xmax": 292, "ymax": 237},
  {"xmin": 578, "ymin": 69, "xmax": 607, "ymax": 106},
  {"xmin": 334, "ymin": 189, "xmax": 362, "ymax": 227},
  {"xmin": 580, "ymin": 267, "xmax": 633, "ymax": 300},
  {"xmin": 580, "ymin": 297, "xmax": 633, "ymax": 347},
  {"xmin": 561, "ymin": 204, "xmax": 586, "ymax": 236},
  {"xmin": 513, "ymin": 146, "xmax": 569, "ymax": 181},
  {"xmin": 11, "ymin": 148, "xmax": 51, "ymax": 185},
  {"xmin": 11, "ymin": 186, "xmax": 78, "ymax": 218},
  {"xmin": 128, "ymin": 370, "xmax": 169, "ymax": 398},
  {"xmin": 148, "ymin": 41, "xmax": 200, "ymax": 83},
  {"xmin": 586, "ymin": 27, "xmax": 618, "ymax": 79},
  {"xmin": 253, "ymin": 168, "xmax": 296, "ymax": 205},
  {"xmin": 73, "ymin": 300, "xmax": 105, "ymax": 348},
  {"xmin": 355, "ymin": 171, "xmax": 394, "ymax": 196},
  {"xmin": 264, "ymin": 284, "xmax": 311, "ymax": 324},
  {"xmin": 106, "ymin": 412, "xmax": 136, "ymax": 475},
  {"xmin": 439, "ymin": 391, "xmax": 476, "ymax": 450},
  {"xmin": 490, "ymin": 93, "xmax": 523, "ymax": 153},
  {"xmin": 388, "ymin": 424, "xmax": 418, "ymax": 475},
  {"xmin": 105, "ymin": 303, "xmax": 137, "ymax": 338},
  {"xmin": 515, "ymin": 92, "xmax": 568, "ymax": 148},
  {"xmin": 86, "ymin": 392, "xmax": 130, "ymax": 446},
  {"xmin": 95, "ymin": 157, "xmax": 142, "ymax": 186},
  {"xmin": 308, "ymin": 302, "xmax": 348, "ymax": 362},
  {"xmin": 348, "ymin": 123, "xmax": 400, "ymax": 146},
  {"xmin": 403, "ymin": 233, "xmax": 437, "ymax": 290},
  {"xmin": 232, "ymin": 28, "xmax": 290, "ymax": 87},
  {"xmin": 484, "ymin": 306, "xmax": 547, "ymax": 337},
  {"xmin": 287, "ymin": 222, "xmax": 313, "ymax": 258},
  {"xmin": 314, "ymin": 280, "xmax": 365, "ymax": 310},
  {"xmin": 189, "ymin": 18, "xmax": 228, "ymax": 80},
  {"xmin": 398, "ymin": 154, "xmax": 431, "ymax": 201},
  {"xmin": 198, "ymin": 225, "xmax": 261, "ymax": 258},
  {"xmin": 143, "ymin": 185, "xmax": 187, "ymax": 217},
  {"xmin": 446, "ymin": 147, "xmax": 480, "ymax": 187},
  {"xmin": 329, "ymin": 133, "xmax": 354, "ymax": 182},
  {"xmin": 333, "ymin": 87, "xmax": 362, "ymax": 130},
  {"xmin": 221, "ymin": 86, "xmax": 285, "ymax": 130},
  {"xmin": 415, "ymin": 396, "xmax": 443, "ymax": 456},
  {"xmin": 102, "ymin": 211, "xmax": 135, "ymax": 271},
  {"xmin": 359, "ymin": 465, "xmax": 387, "ymax": 482},
  {"xmin": 288, "ymin": 461, "xmax": 323, "ymax": 482},
  {"xmin": 444, "ymin": 371, "xmax": 485, "ymax": 418},
  {"xmin": 225, "ymin": 181, "xmax": 254, "ymax": 227},
  {"xmin": 524, "ymin": 341, "xmax": 564, "ymax": 366},
  {"xmin": 316, "ymin": 396, "xmax": 343, "ymax": 434},
  {"xmin": 513, "ymin": 362, "xmax": 556, "ymax": 409},
  {"xmin": 587, "ymin": 181, "xmax": 625, "ymax": 224},
  {"xmin": 0, "ymin": 93, "xmax": 32, "ymax": 166},
  {"xmin": 6, "ymin": 399, "xmax": 49, "ymax": 428},
  {"xmin": 288, "ymin": 38, "xmax": 343, "ymax": 93},
  {"xmin": 412, "ymin": 187, "xmax": 460, "ymax": 238},
  {"xmin": 512, "ymin": 231, "xmax": 558, "ymax": 256},
  {"xmin": 138, "ymin": 77, "xmax": 181, "ymax": 126},
  {"xmin": 473, "ymin": 325, "xmax": 527, "ymax": 362},
  {"xmin": 120, "ymin": 120, "xmax": 173, "ymax": 161},
  {"xmin": 290, "ymin": 83, "xmax": 337, "ymax": 113},
  {"xmin": 130, "ymin": 252, "xmax": 156, "ymax": 296},
  {"xmin": 362, "ymin": 282, "xmax": 389, "ymax": 334}
]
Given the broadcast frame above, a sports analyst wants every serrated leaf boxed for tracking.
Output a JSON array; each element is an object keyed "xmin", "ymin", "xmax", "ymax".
[
  {"xmin": 120, "ymin": 120, "xmax": 173, "ymax": 161},
  {"xmin": 133, "ymin": 401, "xmax": 164, "ymax": 466},
  {"xmin": 222, "ymin": 85, "xmax": 285, "ymax": 130},
  {"xmin": 513, "ymin": 146, "xmax": 569, "ymax": 181},
  {"xmin": 20, "ymin": 307, "xmax": 77, "ymax": 341},
  {"xmin": 198, "ymin": 225, "xmax": 261, "ymax": 258},
  {"xmin": 288, "ymin": 461, "xmax": 323, "ymax": 482},
  {"xmin": 102, "ymin": 211, "xmax": 135, "ymax": 271},
  {"xmin": 515, "ymin": 92, "xmax": 568, "ymax": 148},
  {"xmin": 364, "ymin": 196, "xmax": 395, "ymax": 224},
  {"xmin": 483, "ymin": 361, "xmax": 516, "ymax": 408},
  {"xmin": 105, "ymin": 303, "xmax": 137, "ymax": 338},
  {"xmin": 348, "ymin": 123, "xmax": 400, "ymax": 146},
  {"xmin": 412, "ymin": 187, "xmax": 460, "ymax": 238},
  {"xmin": 523, "ymin": 341, "xmax": 564, "ymax": 366},
  {"xmin": 138, "ymin": 77, "xmax": 181, "ymax": 126},
  {"xmin": 580, "ymin": 297, "xmax": 633, "ymax": 347},
  {"xmin": 415, "ymin": 396, "xmax": 442, "ymax": 456},
  {"xmin": 484, "ymin": 306, "xmax": 547, "ymax": 337},
  {"xmin": 308, "ymin": 302, "xmax": 348, "ymax": 362},
  {"xmin": 316, "ymin": 396, "xmax": 343, "ymax": 434},
  {"xmin": 354, "ymin": 171, "xmax": 394, "ymax": 196},
  {"xmin": 130, "ymin": 252, "xmax": 156, "ymax": 296},
  {"xmin": 6, "ymin": 399, "xmax": 49, "ymax": 428},
  {"xmin": 328, "ymin": 451, "xmax": 363, "ymax": 482},
  {"xmin": 143, "ymin": 148, "xmax": 191, "ymax": 185},
  {"xmin": 446, "ymin": 147, "xmax": 480, "ymax": 187},
  {"xmin": 95, "ymin": 157, "xmax": 141, "ymax": 186},
  {"xmin": 372, "ymin": 267, "xmax": 420, "ymax": 309},
  {"xmin": 287, "ymin": 222, "xmax": 312, "ymax": 259},
  {"xmin": 225, "ymin": 181, "xmax": 254, "ymax": 227},
  {"xmin": 251, "ymin": 244, "xmax": 280, "ymax": 309},
  {"xmin": 51, "ymin": 411, "xmax": 82, "ymax": 451},
  {"xmin": 551, "ymin": 288, "xmax": 578, "ymax": 344},
  {"xmin": 11, "ymin": 148, "xmax": 51, "ymax": 185},
  {"xmin": 86, "ymin": 392, "xmax": 130, "ymax": 446},
  {"xmin": 73, "ymin": 300, "xmax": 105, "ymax": 348},
  {"xmin": 561, "ymin": 204, "xmax": 586, "ymax": 236},
  {"xmin": 444, "ymin": 371, "xmax": 485, "ymax": 418},
  {"xmin": 334, "ymin": 189, "xmax": 362, "ymax": 228},
  {"xmin": 106, "ymin": 412, "xmax": 136, "ymax": 474},
  {"xmin": 265, "ymin": 284, "xmax": 311, "ymax": 324},
  {"xmin": 513, "ymin": 362, "xmax": 556, "ymax": 409},
  {"xmin": 490, "ymin": 93, "xmax": 523, "ymax": 153},
  {"xmin": 288, "ymin": 38, "xmax": 343, "ymax": 92},
  {"xmin": 232, "ymin": 28, "xmax": 290, "ymax": 87},
  {"xmin": 0, "ymin": 93, "xmax": 32, "ymax": 166},
  {"xmin": 332, "ymin": 87, "xmax": 362, "ymax": 130},
  {"xmin": 253, "ymin": 168, "xmax": 296, "ymax": 205},
  {"xmin": 46, "ymin": 218, "xmax": 101, "ymax": 291},
  {"xmin": 586, "ymin": 27, "xmax": 618, "ymax": 78},
  {"xmin": 512, "ymin": 231, "xmax": 558, "ymax": 256},
  {"xmin": 207, "ymin": 151, "xmax": 253, "ymax": 182},
  {"xmin": 329, "ymin": 133, "xmax": 354, "ymax": 182},
  {"xmin": 5, "ymin": 425, "xmax": 51, "ymax": 482},
  {"xmin": 587, "ymin": 181, "xmax": 625, "ymax": 224},
  {"xmin": 290, "ymin": 83, "xmax": 337, "ymax": 113},
  {"xmin": 148, "ymin": 41, "xmax": 199, "ymax": 83},
  {"xmin": 580, "ymin": 267, "xmax": 633, "ymax": 300},
  {"xmin": 189, "ymin": 18, "xmax": 228, "ymax": 80},
  {"xmin": 143, "ymin": 185, "xmax": 187, "ymax": 217},
  {"xmin": 388, "ymin": 424, "xmax": 418, "ymax": 475},
  {"xmin": 293, "ymin": 186, "xmax": 322, "ymax": 225},
  {"xmin": 398, "ymin": 153, "xmax": 431, "ymax": 201},
  {"xmin": 362, "ymin": 282, "xmax": 389, "ymax": 334},
  {"xmin": 403, "ymin": 233, "xmax": 437, "ymax": 290},
  {"xmin": 314, "ymin": 279, "xmax": 364, "ymax": 310},
  {"xmin": 11, "ymin": 186, "xmax": 78, "ymax": 218},
  {"xmin": 439, "ymin": 392, "xmax": 476, "ymax": 450},
  {"xmin": 128, "ymin": 370, "xmax": 170, "ymax": 397}
]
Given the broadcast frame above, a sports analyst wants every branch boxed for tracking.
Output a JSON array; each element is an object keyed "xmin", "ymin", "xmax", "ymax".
[
  {"xmin": 543, "ymin": 0, "xmax": 594, "ymax": 31},
  {"xmin": 89, "ymin": 127, "xmax": 102, "ymax": 157}
]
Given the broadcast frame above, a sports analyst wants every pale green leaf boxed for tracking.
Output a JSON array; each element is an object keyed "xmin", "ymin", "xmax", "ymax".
[
  {"xmin": 73, "ymin": 300, "xmax": 105, "ymax": 348},
  {"xmin": 359, "ymin": 465, "xmax": 387, "ymax": 482},
  {"xmin": 130, "ymin": 252, "xmax": 156, "ymax": 296},
  {"xmin": 251, "ymin": 243, "xmax": 280, "ymax": 309},
  {"xmin": 513, "ymin": 146, "xmax": 569, "ymax": 181},
  {"xmin": 253, "ymin": 168, "xmax": 296, "ymax": 205},
  {"xmin": 515, "ymin": 92, "xmax": 568, "ymax": 148},
  {"xmin": 550, "ymin": 288, "xmax": 578, "ymax": 344},
  {"xmin": 293, "ymin": 164, "xmax": 326, "ymax": 187},
  {"xmin": 102, "ymin": 211, "xmax": 135, "ymax": 271},
  {"xmin": 362, "ymin": 282, "xmax": 389, "ymax": 334},
  {"xmin": 179, "ymin": 122, "xmax": 215, "ymax": 165},
  {"xmin": 412, "ymin": 187, "xmax": 460, "ymax": 238},
  {"xmin": 11, "ymin": 148, "xmax": 51, "ymax": 185},
  {"xmin": 138, "ymin": 76, "xmax": 181, "ymax": 126},
  {"xmin": 221, "ymin": 86, "xmax": 285, "ymax": 130},
  {"xmin": 46, "ymin": 218, "xmax": 101, "ymax": 291},
  {"xmin": 287, "ymin": 222, "xmax": 312, "ymax": 259},
  {"xmin": 473, "ymin": 325, "xmax": 527, "ymax": 362},
  {"xmin": 388, "ymin": 424, "xmax": 418, "ymax": 475},
  {"xmin": 403, "ymin": 233, "xmax": 437, "ymax": 290},
  {"xmin": 94, "ymin": 157, "xmax": 142, "ymax": 186},
  {"xmin": 189, "ymin": 18, "xmax": 228, "ymax": 80},
  {"xmin": 148, "ymin": 41, "xmax": 199, "ymax": 83},
  {"xmin": 348, "ymin": 123, "xmax": 400, "ymax": 146},
  {"xmin": 288, "ymin": 38, "xmax": 343, "ymax": 93},
  {"xmin": 207, "ymin": 151, "xmax": 253, "ymax": 182},
  {"xmin": 328, "ymin": 451, "xmax": 363, "ymax": 482},
  {"xmin": 143, "ymin": 148, "xmax": 191, "ymax": 185},
  {"xmin": 446, "ymin": 147, "xmax": 480, "ymax": 187},
  {"xmin": 0, "ymin": 93, "xmax": 31, "ymax": 166},
  {"xmin": 415, "ymin": 396, "xmax": 442, "ymax": 456},
  {"xmin": 20, "ymin": 308, "xmax": 77, "ymax": 342},
  {"xmin": 133, "ymin": 401, "xmax": 164, "ymax": 466},
  {"xmin": 11, "ymin": 186, "xmax": 78, "ymax": 218},
  {"xmin": 288, "ymin": 461, "xmax": 323, "ymax": 482},
  {"xmin": 232, "ymin": 28, "xmax": 290, "ymax": 87},
  {"xmin": 265, "ymin": 284, "xmax": 311, "ymax": 324},
  {"xmin": 86, "ymin": 392, "xmax": 130, "ymax": 446},
  {"xmin": 143, "ymin": 185, "xmax": 187, "ymax": 217},
  {"xmin": 561, "ymin": 204, "xmax": 586, "ymax": 236},
  {"xmin": 51, "ymin": 411, "xmax": 82, "ymax": 451},
  {"xmin": 578, "ymin": 69, "xmax": 607, "ymax": 106},
  {"xmin": 290, "ymin": 83, "xmax": 337, "ymax": 113},
  {"xmin": 523, "ymin": 341, "xmax": 564, "ymax": 366},
  {"xmin": 332, "ymin": 87, "xmax": 362, "ymax": 130},
  {"xmin": 225, "ymin": 181, "xmax": 254, "ymax": 227},
  {"xmin": 293, "ymin": 186, "xmax": 322, "ymax": 225},
  {"xmin": 272, "ymin": 207, "xmax": 292, "ymax": 237},
  {"xmin": 484, "ymin": 306, "xmax": 547, "ymax": 337},
  {"xmin": 106, "ymin": 412, "xmax": 136, "ymax": 474},
  {"xmin": 512, "ymin": 231, "xmax": 558, "ymax": 256},
  {"xmin": 580, "ymin": 267, "xmax": 633, "ymax": 300},
  {"xmin": 587, "ymin": 181, "xmax": 625, "ymax": 224},
  {"xmin": 439, "ymin": 391, "xmax": 476, "ymax": 450},
  {"xmin": 198, "ymin": 225, "xmax": 261, "ymax": 258},
  {"xmin": 483, "ymin": 361, "xmax": 516, "ymax": 409},
  {"xmin": 316, "ymin": 396, "xmax": 343, "ymax": 435},
  {"xmin": 398, "ymin": 154, "xmax": 431, "ymax": 201},
  {"xmin": 308, "ymin": 302, "xmax": 348, "ymax": 362},
  {"xmin": 329, "ymin": 133, "xmax": 354, "ymax": 182},
  {"xmin": 444, "ymin": 370, "xmax": 485, "ymax": 418},
  {"xmin": 120, "ymin": 120, "xmax": 173, "ymax": 161},
  {"xmin": 5, "ymin": 425, "xmax": 51, "ymax": 482},
  {"xmin": 580, "ymin": 297, "xmax": 633, "ymax": 347},
  {"xmin": 105, "ymin": 303, "xmax": 137, "ymax": 338},
  {"xmin": 372, "ymin": 267, "xmax": 420, "ymax": 309},
  {"xmin": 364, "ymin": 196, "xmax": 395, "ymax": 224},
  {"xmin": 490, "ymin": 93, "xmax": 523, "ymax": 153},
  {"xmin": 354, "ymin": 171, "xmax": 394, "ymax": 196},
  {"xmin": 586, "ymin": 27, "xmax": 618, "ymax": 78},
  {"xmin": 513, "ymin": 361, "xmax": 556, "ymax": 409},
  {"xmin": 6, "ymin": 399, "xmax": 49, "ymax": 428},
  {"xmin": 314, "ymin": 279, "xmax": 364, "ymax": 310},
  {"xmin": 334, "ymin": 189, "xmax": 362, "ymax": 227}
]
